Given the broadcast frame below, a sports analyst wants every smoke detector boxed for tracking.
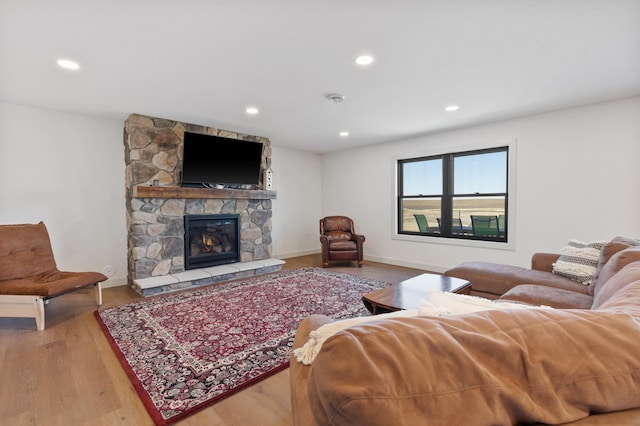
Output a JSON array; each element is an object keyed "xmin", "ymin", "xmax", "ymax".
[{"xmin": 326, "ymin": 93, "xmax": 346, "ymax": 103}]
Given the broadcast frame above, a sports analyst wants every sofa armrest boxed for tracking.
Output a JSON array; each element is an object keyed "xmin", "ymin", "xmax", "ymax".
[
  {"xmin": 291, "ymin": 315, "xmax": 335, "ymax": 426},
  {"xmin": 531, "ymin": 252, "xmax": 560, "ymax": 272},
  {"xmin": 351, "ymin": 233, "xmax": 365, "ymax": 249},
  {"xmin": 351, "ymin": 233, "xmax": 365, "ymax": 242},
  {"xmin": 445, "ymin": 261, "xmax": 587, "ymax": 298}
]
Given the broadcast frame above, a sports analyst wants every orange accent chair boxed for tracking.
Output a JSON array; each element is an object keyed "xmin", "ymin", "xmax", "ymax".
[{"xmin": 319, "ymin": 216, "xmax": 365, "ymax": 268}]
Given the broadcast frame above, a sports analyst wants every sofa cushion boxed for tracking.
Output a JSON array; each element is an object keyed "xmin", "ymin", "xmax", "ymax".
[
  {"xmin": 610, "ymin": 236, "xmax": 640, "ymax": 247},
  {"xmin": 592, "ymin": 259, "xmax": 640, "ymax": 310},
  {"xmin": 329, "ymin": 240, "xmax": 357, "ymax": 251},
  {"xmin": 306, "ymin": 309, "xmax": 640, "ymax": 425},
  {"xmin": 325, "ymin": 231, "xmax": 353, "ymax": 242},
  {"xmin": 445, "ymin": 262, "xmax": 587, "ymax": 298},
  {"xmin": 591, "ymin": 248, "xmax": 640, "ymax": 305},
  {"xmin": 500, "ymin": 284, "xmax": 593, "ymax": 309},
  {"xmin": 596, "ymin": 271, "xmax": 640, "ymax": 319},
  {"xmin": 552, "ymin": 239, "xmax": 605, "ymax": 284},
  {"xmin": 589, "ymin": 240, "xmax": 633, "ymax": 295},
  {"xmin": 0, "ymin": 222, "xmax": 57, "ymax": 281},
  {"xmin": 0, "ymin": 270, "xmax": 107, "ymax": 297}
]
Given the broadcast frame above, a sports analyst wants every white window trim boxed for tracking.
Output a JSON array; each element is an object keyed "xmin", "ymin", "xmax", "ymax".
[{"xmin": 391, "ymin": 138, "xmax": 517, "ymax": 251}]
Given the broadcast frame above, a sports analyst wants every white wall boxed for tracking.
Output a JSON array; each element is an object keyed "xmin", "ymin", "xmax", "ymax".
[
  {"xmin": 0, "ymin": 102, "xmax": 127, "ymax": 287},
  {"xmin": 3, "ymin": 97, "xmax": 638, "ymax": 282},
  {"xmin": 270, "ymin": 146, "xmax": 322, "ymax": 258},
  {"xmin": 322, "ymin": 96, "xmax": 640, "ymax": 272},
  {"xmin": 0, "ymin": 103, "xmax": 324, "ymax": 287}
]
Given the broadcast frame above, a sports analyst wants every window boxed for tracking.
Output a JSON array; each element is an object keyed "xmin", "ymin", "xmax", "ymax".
[{"xmin": 398, "ymin": 146, "xmax": 508, "ymax": 242}]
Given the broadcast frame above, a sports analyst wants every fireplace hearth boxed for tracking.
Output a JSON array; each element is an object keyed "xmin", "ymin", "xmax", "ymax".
[{"xmin": 184, "ymin": 214, "xmax": 240, "ymax": 269}]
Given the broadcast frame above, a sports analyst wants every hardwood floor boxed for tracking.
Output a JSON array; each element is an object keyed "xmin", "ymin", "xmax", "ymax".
[{"xmin": 0, "ymin": 255, "xmax": 424, "ymax": 425}]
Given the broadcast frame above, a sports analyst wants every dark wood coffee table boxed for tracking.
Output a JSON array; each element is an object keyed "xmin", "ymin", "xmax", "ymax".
[{"xmin": 362, "ymin": 273, "xmax": 471, "ymax": 314}]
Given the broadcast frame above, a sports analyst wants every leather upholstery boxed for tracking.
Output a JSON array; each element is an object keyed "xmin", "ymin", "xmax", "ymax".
[
  {"xmin": 446, "ymin": 237, "xmax": 640, "ymax": 308},
  {"xmin": 0, "ymin": 222, "xmax": 57, "ymax": 281},
  {"xmin": 0, "ymin": 222, "xmax": 107, "ymax": 298},
  {"xmin": 319, "ymin": 216, "xmax": 365, "ymax": 267},
  {"xmin": 292, "ymin": 291, "xmax": 640, "ymax": 425},
  {"xmin": 290, "ymin": 251, "xmax": 640, "ymax": 425},
  {"xmin": 445, "ymin": 261, "xmax": 586, "ymax": 300}
]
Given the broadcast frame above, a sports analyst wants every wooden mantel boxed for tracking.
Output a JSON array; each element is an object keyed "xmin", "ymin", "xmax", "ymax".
[{"xmin": 133, "ymin": 185, "xmax": 277, "ymax": 200}]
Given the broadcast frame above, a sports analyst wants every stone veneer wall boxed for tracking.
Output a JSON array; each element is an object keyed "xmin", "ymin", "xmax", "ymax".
[{"xmin": 124, "ymin": 114, "xmax": 274, "ymax": 283}]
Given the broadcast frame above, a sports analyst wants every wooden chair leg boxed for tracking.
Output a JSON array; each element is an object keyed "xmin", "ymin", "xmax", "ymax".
[
  {"xmin": 94, "ymin": 282, "xmax": 102, "ymax": 306},
  {"xmin": 34, "ymin": 296, "xmax": 45, "ymax": 331}
]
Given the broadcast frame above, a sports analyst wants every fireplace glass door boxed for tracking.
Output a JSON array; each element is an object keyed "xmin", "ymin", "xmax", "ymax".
[{"xmin": 184, "ymin": 214, "xmax": 240, "ymax": 269}]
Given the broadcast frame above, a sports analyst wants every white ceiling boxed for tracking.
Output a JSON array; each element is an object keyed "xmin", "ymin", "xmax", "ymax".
[{"xmin": 1, "ymin": 1, "xmax": 639, "ymax": 154}]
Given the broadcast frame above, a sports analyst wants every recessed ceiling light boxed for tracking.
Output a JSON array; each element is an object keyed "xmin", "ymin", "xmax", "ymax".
[
  {"xmin": 355, "ymin": 55, "xmax": 374, "ymax": 66},
  {"xmin": 445, "ymin": 105, "xmax": 460, "ymax": 112},
  {"xmin": 56, "ymin": 59, "xmax": 80, "ymax": 70},
  {"xmin": 339, "ymin": 131, "xmax": 350, "ymax": 137},
  {"xmin": 245, "ymin": 107, "xmax": 259, "ymax": 115}
]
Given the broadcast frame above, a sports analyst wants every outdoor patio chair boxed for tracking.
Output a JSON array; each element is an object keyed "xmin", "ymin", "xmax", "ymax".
[
  {"xmin": 470, "ymin": 215, "xmax": 500, "ymax": 237},
  {"xmin": 437, "ymin": 218, "xmax": 466, "ymax": 234},
  {"xmin": 413, "ymin": 214, "xmax": 430, "ymax": 232}
]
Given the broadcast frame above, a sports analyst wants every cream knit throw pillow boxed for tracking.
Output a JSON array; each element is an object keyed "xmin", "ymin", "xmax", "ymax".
[{"xmin": 552, "ymin": 239, "xmax": 605, "ymax": 284}]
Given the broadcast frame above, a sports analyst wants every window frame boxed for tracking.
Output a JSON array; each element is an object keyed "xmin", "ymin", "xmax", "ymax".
[{"xmin": 393, "ymin": 139, "xmax": 516, "ymax": 251}]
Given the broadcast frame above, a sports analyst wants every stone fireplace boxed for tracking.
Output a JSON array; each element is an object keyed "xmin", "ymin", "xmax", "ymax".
[{"xmin": 123, "ymin": 114, "xmax": 282, "ymax": 296}]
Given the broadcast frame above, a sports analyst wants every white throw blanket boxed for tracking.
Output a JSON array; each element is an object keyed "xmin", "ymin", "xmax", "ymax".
[{"xmin": 293, "ymin": 291, "xmax": 551, "ymax": 365}]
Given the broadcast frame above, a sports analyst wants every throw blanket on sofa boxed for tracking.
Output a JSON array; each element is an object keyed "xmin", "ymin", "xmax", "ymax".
[{"xmin": 294, "ymin": 291, "xmax": 551, "ymax": 365}]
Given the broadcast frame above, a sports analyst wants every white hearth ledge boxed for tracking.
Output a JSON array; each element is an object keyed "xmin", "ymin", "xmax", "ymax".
[{"xmin": 133, "ymin": 259, "xmax": 286, "ymax": 292}]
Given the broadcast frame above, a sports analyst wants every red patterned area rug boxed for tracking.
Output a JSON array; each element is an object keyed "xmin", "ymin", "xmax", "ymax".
[{"xmin": 94, "ymin": 267, "xmax": 389, "ymax": 425}]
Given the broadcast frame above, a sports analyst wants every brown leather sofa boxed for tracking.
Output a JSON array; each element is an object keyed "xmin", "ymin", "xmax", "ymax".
[
  {"xmin": 0, "ymin": 222, "xmax": 107, "ymax": 330},
  {"xmin": 445, "ymin": 236, "xmax": 640, "ymax": 308},
  {"xmin": 290, "ymin": 238, "xmax": 640, "ymax": 425},
  {"xmin": 319, "ymin": 216, "xmax": 365, "ymax": 267}
]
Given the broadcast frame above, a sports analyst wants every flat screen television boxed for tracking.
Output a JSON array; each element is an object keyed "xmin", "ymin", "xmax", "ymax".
[{"xmin": 181, "ymin": 131, "xmax": 263, "ymax": 188}]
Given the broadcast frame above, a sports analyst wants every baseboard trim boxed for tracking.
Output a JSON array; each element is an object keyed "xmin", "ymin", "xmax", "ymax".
[
  {"xmin": 276, "ymin": 248, "xmax": 320, "ymax": 259},
  {"xmin": 364, "ymin": 254, "xmax": 447, "ymax": 274},
  {"xmin": 102, "ymin": 277, "xmax": 128, "ymax": 288},
  {"xmin": 274, "ymin": 250, "xmax": 448, "ymax": 274},
  {"xmin": 101, "ymin": 256, "xmax": 445, "ymax": 288}
]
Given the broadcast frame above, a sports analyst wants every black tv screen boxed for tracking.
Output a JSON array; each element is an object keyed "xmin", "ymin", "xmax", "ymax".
[{"xmin": 181, "ymin": 132, "xmax": 263, "ymax": 187}]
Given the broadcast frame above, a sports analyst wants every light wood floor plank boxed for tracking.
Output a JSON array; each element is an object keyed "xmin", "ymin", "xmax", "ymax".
[{"xmin": 0, "ymin": 255, "xmax": 423, "ymax": 425}]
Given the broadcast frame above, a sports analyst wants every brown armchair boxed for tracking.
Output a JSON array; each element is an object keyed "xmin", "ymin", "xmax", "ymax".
[{"xmin": 319, "ymin": 216, "xmax": 365, "ymax": 267}]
